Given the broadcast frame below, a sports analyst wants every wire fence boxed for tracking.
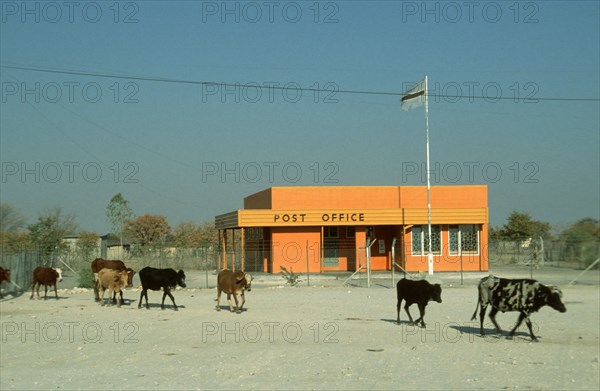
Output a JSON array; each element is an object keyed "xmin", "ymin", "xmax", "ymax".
[
  {"xmin": 0, "ymin": 251, "xmax": 40, "ymax": 297},
  {"xmin": 489, "ymin": 238, "xmax": 600, "ymax": 269},
  {"xmin": 1, "ymin": 238, "xmax": 597, "ymax": 295}
]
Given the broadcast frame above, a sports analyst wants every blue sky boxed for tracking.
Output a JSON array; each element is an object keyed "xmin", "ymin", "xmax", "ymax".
[{"xmin": 1, "ymin": 0, "xmax": 599, "ymax": 233}]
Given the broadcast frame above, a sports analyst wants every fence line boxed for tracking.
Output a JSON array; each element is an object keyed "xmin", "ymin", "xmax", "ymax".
[{"xmin": 1, "ymin": 251, "xmax": 40, "ymax": 297}]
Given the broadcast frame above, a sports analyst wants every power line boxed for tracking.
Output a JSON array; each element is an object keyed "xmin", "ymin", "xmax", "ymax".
[{"xmin": 2, "ymin": 63, "xmax": 598, "ymax": 103}]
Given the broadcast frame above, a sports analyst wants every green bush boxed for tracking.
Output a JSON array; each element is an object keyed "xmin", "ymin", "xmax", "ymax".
[
  {"xmin": 77, "ymin": 267, "xmax": 95, "ymax": 288},
  {"xmin": 280, "ymin": 266, "xmax": 301, "ymax": 286}
]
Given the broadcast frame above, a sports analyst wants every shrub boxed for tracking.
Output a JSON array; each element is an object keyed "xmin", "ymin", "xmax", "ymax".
[
  {"xmin": 280, "ymin": 266, "xmax": 301, "ymax": 286},
  {"xmin": 77, "ymin": 267, "xmax": 95, "ymax": 288}
]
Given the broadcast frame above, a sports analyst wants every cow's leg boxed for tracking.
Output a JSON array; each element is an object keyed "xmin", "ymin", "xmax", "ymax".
[
  {"xmin": 523, "ymin": 317, "xmax": 538, "ymax": 342},
  {"xmin": 100, "ymin": 287, "xmax": 106, "ymax": 306},
  {"xmin": 165, "ymin": 289, "xmax": 178, "ymax": 311},
  {"xmin": 238, "ymin": 291, "xmax": 246, "ymax": 312},
  {"xmin": 415, "ymin": 303, "xmax": 427, "ymax": 327},
  {"xmin": 137, "ymin": 289, "xmax": 144, "ymax": 308},
  {"xmin": 30, "ymin": 282, "xmax": 36, "ymax": 299},
  {"xmin": 215, "ymin": 288, "xmax": 222, "ymax": 311},
  {"xmin": 43, "ymin": 284, "xmax": 48, "ymax": 300},
  {"xmin": 233, "ymin": 293, "xmax": 241, "ymax": 314},
  {"xmin": 403, "ymin": 303, "xmax": 414, "ymax": 324},
  {"xmin": 161, "ymin": 288, "xmax": 178, "ymax": 310},
  {"xmin": 116, "ymin": 289, "xmax": 122, "ymax": 308},
  {"xmin": 107, "ymin": 288, "xmax": 114, "ymax": 306},
  {"xmin": 478, "ymin": 304, "xmax": 488, "ymax": 336},
  {"xmin": 53, "ymin": 283, "xmax": 58, "ymax": 299},
  {"xmin": 488, "ymin": 307, "xmax": 502, "ymax": 335},
  {"xmin": 144, "ymin": 289, "xmax": 150, "ymax": 309},
  {"xmin": 396, "ymin": 298, "xmax": 403, "ymax": 324},
  {"xmin": 507, "ymin": 312, "xmax": 527, "ymax": 340},
  {"xmin": 227, "ymin": 293, "xmax": 234, "ymax": 312},
  {"xmin": 93, "ymin": 279, "xmax": 100, "ymax": 302}
]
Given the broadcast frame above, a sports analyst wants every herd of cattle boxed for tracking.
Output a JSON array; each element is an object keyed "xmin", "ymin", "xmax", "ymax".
[{"xmin": 0, "ymin": 261, "xmax": 567, "ymax": 342}]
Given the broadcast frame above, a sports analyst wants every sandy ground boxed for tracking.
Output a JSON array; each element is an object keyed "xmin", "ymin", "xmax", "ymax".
[{"xmin": 1, "ymin": 268, "xmax": 599, "ymax": 391}]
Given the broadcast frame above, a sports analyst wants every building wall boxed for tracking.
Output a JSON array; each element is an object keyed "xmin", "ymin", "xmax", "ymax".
[{"xmin": 226, "ymin": 185, "xmax": 489, "ymax": 273}]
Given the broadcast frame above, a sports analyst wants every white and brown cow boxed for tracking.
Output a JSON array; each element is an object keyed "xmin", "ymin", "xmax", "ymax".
[
  {"xmin": 215, "ymin": 269, "xmax": 253, "ymax": 313},
  {"xmin": 471, "ymin": 275, "xmax": 567, "ymax": 341},
  {"xmin": 30, "ymin": 267, "xmax": 63, "ymax": 300}
]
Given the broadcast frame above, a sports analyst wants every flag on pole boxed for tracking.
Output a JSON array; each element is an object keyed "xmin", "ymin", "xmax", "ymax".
[{"xmin": 401, "ymin": 78, "xmax": 426, "ymax": 111}]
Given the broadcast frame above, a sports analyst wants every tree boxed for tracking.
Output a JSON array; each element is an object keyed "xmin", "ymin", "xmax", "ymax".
[
  {"xmin": 0, "ymin": 231, "xmax": 31, "ymax": 254},
  {"xmin": 125, "ymin": 214, "xmax": 170, "ymax": 251},
  {"xmin": 28, "ymin": 216, "xmax": 68, "ymax": 263},
  {"xmin": 498, "ymin": 211, "xmax": 551, "ymax": 240},
  {"xmin": 560, "ymin": 218, "xmax": 600, "ymax": 266},
  {"xmin": 0, "ymin": 202, "xmax": 27, "ymax": 232},
  {"xmin": 40, "ymin": 205, "xmax": 79, "ymax": 235},
  {"xmin": 106, "ymin": 193, "xmax": 134, "ymax": 246},
  {"xmin": 77, "ymin": 231, "xmax": 100, "ymax": 262},
  {"xmin": 561, "ymin": 218, "xmax": 600, "ymax": 242}
]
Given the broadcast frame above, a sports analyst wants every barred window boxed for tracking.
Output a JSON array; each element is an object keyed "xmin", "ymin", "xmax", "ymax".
[
  {"xmin": 449, "ymin": 225, "xmax": 480, "ymax": 255},
  {"xmin": 411, "ymin": 225, "xmax": 441, "ymax": 255}
]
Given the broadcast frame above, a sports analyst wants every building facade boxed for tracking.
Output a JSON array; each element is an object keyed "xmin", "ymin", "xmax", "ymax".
[{"xmin": 215, "ymin": 185, "xmax": 488, "ymax": 273}]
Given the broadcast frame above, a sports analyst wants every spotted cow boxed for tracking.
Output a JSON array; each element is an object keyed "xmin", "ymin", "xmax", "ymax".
[{"xmin": 471, "ymin": 275, "xmax": 567, "ymax": 341}]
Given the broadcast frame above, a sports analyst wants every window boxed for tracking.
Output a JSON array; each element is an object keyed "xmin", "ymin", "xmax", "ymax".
[
  {"xmin": 411, "ymin": 225, "xmax": 441, "ymax": 255},
  {"xmin": 324, "ymin": 227, "xmax": 338, "ymax": 238},
  {"xmin": 346, "ymin": 227, "xmax": 355, "ymax": 239},
  {"xmin": 449, "ymin": 225, "xmax": 480, "ymax": 255}
]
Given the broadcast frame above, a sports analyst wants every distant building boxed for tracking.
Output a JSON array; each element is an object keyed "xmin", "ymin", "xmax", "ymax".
[
  {"xmin": 100, "ymin": 234, "xmax": 131, "ymax": 259},
  {"xmin": 215, "ymin": 186, "xmax": 489, "ymax": 273}
]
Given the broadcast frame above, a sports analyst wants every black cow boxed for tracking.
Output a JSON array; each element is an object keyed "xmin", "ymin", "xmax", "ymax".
[
  {"xmin": 471, "ymin": 275, "xmax": 567, "ymax": 341},
  {"xmin": 396, "ymin": 278, "xmax": 442, "ymax": 327},
  {"xmin": 137, "ymin": 267, "xmax": 186, "ymax": 310}
]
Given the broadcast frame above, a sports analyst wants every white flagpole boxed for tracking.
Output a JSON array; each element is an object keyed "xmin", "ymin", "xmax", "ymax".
[{"xmin": 424, "ymin": 75, "xmax": 434, "ymax": 275}]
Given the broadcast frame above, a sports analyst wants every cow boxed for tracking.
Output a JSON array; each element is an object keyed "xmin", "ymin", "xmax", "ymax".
[
  {"xmin": 91, "ymin": 258, "xmax": 135, "ymax": 303},
  {"xmin": 0, "ymin": 267, "xmax": 11, "ymax": 298},
  {"xmin": 137, "ymin": 267, "xmax": 186, "ymax": 310},
  {"xmin": 471, "ymin": 275, "xmax": 567, "ymax": 342},
  {"xmin": 97, "ymin": 269, "xmax": 129, "ymax": 307},
  {"xmin": 215, "ymin": 269, "xmax": 253, "ymax": 313},
  {"xmin": 396, "ymin": 278, "xmax": 442, "ymax": 327},
  {"xmin": 30, "ymin": 267, "xmax": 63, "ymax": 300}
]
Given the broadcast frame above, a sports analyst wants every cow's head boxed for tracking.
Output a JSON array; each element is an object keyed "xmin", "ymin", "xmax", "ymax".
[
  {"xmin": 54, "ymin": 268, "xmax": 63, "ymax": 282},
  {"xmin": 125, "ymin": 268, "xmax": 136, "ymax": 287},
  {"xmin": 547, "ymin": 285, "xmax": 566, "ymax": 313},
  {"xmin": 430, "ymin": 283, "xmax": 442, "ymax": 303},
  {"xmin": 118, "ymin": 270, "xmax": 129, "ymax": 286},
  {"xmin": 244, "ymin": 274, "xmax": 253, "ymax": 292},
  {"xmin": 176, "ymin": 270, "xmax": 186, "ymax": 288}
]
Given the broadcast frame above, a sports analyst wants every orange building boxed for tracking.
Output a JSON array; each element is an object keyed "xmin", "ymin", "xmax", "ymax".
[{"xmin": 215, "ymin": 185, "xmax": 488, "ymax": 273}]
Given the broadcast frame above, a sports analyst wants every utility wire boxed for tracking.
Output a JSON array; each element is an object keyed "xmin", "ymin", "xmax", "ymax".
[{"xmin": 2, "ymin": 63, "xmax": 598, "ymax": 103}]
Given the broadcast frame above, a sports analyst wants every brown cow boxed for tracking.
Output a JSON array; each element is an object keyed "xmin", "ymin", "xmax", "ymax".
[
  {"xmin": 0, "ymin": 267, "xmax": 11, "ymax": 298},
  {"xmin": 97, "ymin": 269, "xmax": 129, "ymax": 307},
  {"xmin": 91, "ymin": 258, "xmax": 135, "ymax": 302},
  {"xmin": 30, "ymin": 267, "xmax": 63, "ymax": 300},
  {"xmin": 215, "ymin": 269, "xmax": 253, "ymax": 313}
]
